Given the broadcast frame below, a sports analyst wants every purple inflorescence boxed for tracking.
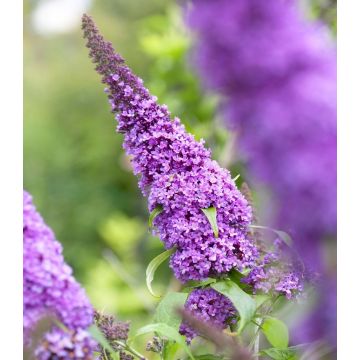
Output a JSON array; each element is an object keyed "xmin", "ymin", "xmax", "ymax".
[
  {"xmin": 179, "ymin": 288, "xmax": 237, "ymax": 341},
  {"xmin": 35, "ymin": 328, "xmax": 95, "ymax": 360},
  {"xmin": 82, "ymin": 14, "xmax": 302, "ymax": 341},
  {"xmin": 82, "ymin": 14, "xmax": 256, "ymax": 284},
  {"xmin": 23, "ymin": 190, "xmax": 95, "ymax": 357}
]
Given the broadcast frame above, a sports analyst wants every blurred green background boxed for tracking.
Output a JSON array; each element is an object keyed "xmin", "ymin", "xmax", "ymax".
[{"xmin": 24, "ymin": 0, "xmax": 336, "ymax": 356}]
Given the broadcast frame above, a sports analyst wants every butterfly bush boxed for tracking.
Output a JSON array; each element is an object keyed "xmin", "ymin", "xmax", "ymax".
[
  {"xmin": 82, "ymin": 14, "xmax": 302, "ymax": 341},
  {"xmin": 23, "ymin": 190, "xmax": 95, "ymax": 358}
]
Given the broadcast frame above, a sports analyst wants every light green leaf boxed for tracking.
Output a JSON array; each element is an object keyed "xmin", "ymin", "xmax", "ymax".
[
  {"xmin": 260, "ymin": 347, "xmax": 298, "ymax": 360},
  {"xmin": 149, "ymin": 205, "xmax": 163, "ymax": 229},
  {"xmin": 132, "ymin": 323, "xmax": 194, "ymax": 360},
  {"xmin": 194, "ymin": 355, "xmax": 225, "ymax": 360},
  {"xmin": 88, "ymin": 324, "xmax": 117, "ymax": 360},
  {"xmin": 163, "ymin": 341, "xmax": 182, "ymax": 359},
  {"xmin": 261, "ymin": 317, "xmax": 289, "ymax": 349},
  {"xmin": 201, "ymin": 206, "xmax": 219, "ymax": 238},
  {"xmin": 249, "ymin": 225, "xmax": 293, "ymax": 246},
  {"xmin": 254, "ymin": 294, "xmax": 271, "ymax": 309},
  {"xmin": 211, "ymin": 280, "xmax": 256, "ymax": 333},
  {"xmin": 154, "ymin": 292, "xmax": 188, "ymax": 328},
  {"xmin": 146, "ymin": 248, "xmax": 176, "ymax": 297}
]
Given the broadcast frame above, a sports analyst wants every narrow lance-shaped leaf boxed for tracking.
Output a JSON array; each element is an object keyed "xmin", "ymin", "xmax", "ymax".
[
  {"xmin": 201, "ymin": 206, "xmax": 219, "ymax": 238},
  {"xmin": 131, "ymin": 323, "xmax": 195, "ymax": 360},
  {"xmin": 146, "ymin": 247, "xmax": 176, "ymax": 297},
  {"xmin": 149, "ymin": 205, "xmax": 163, "ymax": 229},
  {"xmin": 211, "ymin": 280, "xmax": 256, "ymax": 333},
  {"xmin": 261, "ymin": 316, "xmax": 289, "ymax": 349}
]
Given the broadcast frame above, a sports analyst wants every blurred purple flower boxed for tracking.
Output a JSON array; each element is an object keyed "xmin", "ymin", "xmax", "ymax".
[
  {"xmin": 187, "ymin": 0, "xmax": 336, "ymax": 345},
  {"xmin": 23, "ymin": 190, "xmax": 95, "ymax": 357},
  {"xmin": 35, "ymin": 328, "xmax": 95, "ymax": 360}
]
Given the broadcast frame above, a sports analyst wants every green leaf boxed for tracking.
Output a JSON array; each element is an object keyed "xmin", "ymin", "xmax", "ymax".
[
  {"xmin": 132, "ymin": 323, "xmax": 194, "ymax": 360},
  {"xmin": 260, "ymin": 347, "xmax": 298, "ymax": 360},
  {"xmin": 254, "ymin": 294, "xmax": 271, "ymax": 309},
  {"xmin": 163, "ymin": 341, "xmax": 182, "ymax": 359},
  {"xmin": 201, "ymin": 206, "xmax": 219, "ymax": 238},
  {"xmin": 183, "ymin": 278, "xmax": 217, "ymax": 291},
  {"xmin": 194, "ymin": 355, "xmax": 225, "ymax": 360},
  {"xmin": 154, "ymin": 292, "xmax": 188, "ymax": 328},
  {"xmin": 146, "ymin": 248, "xmax": 176, "ymax": 297},
  {"xmin": 249, "ymin": 225, "xmax": 293, "ymax": 246},
  {"xmin": 88, "ymin": 324, "xmax": 117, "ymax": 360},
  {"xmin": 261, "ymin": 317, "xmax": 289, "ymax": 349},
  {"xmin": 232, "ymin": 174, "xmax": 240, "ymax": 182},
  {"xmin": 149, "ymin": 205, "xmax": 163, "ymax": 229},
  {"xmin": 211, "ymin": 280, "xmax": 256, "ymax": 333}
]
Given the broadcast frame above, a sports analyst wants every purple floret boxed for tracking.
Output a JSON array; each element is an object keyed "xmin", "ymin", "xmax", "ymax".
[
  {"xmin": 179, "ymin": 288, "xmax": 237, "ymax": 341},
  {"xmin": 23, "ymin": 190, "xmax": 95, "ymax": 357}
]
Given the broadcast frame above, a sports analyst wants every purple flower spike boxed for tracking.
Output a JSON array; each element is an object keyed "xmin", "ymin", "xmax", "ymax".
[
  {"xmin": 82, "ymin": 14, "xmax": 256, "ymax": 283},
  {"xmin": 82, "ymin": 14, "xmax": 303, "ymax": 342},
  {"xmin": 23, "ymin": 190, "xmax": 95, "ymax": 357}
]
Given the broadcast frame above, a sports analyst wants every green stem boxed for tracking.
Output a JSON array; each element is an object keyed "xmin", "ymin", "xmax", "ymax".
[
  {"xmin": 249, "ymin": 295, "xmax": 282, "ymax": 351},
  {"xmin": 116, "ymin": 340, "xmax": 147, "ymax": 360},
  {"xmin": 253, "ymin": 329, "xmax": 260, "ymax": 360}
]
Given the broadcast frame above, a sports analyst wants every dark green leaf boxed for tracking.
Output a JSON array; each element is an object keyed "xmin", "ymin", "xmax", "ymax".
[
  {"xmin": 228, "ymin": 269, "xmax": 254, "ymax": 293},
  {"xmin": 132, "ymin": 323, "xmax": 194, "ymax": 360},
  {"xmin": 261, "ymin": 317, "xmax": 289, "ymax": 349},
  {"xmin": 88, "ymin": 324, "xmax": 117, "ymax": 360},
  {"xmin": 183, "ymin": 278, "xmax": 217, "ymax": 290},
  {"xmin": 201, "ymin": 206, "xmax": 219, "ymax": 238},
  {"xmin": 149, "ymin": 205, "xmax": 163, "ymax": 229},
  {"xmin": 146, "ymin": 248, "xmax": 176, "ymax": 297},
  {"xmin": 154, "ymin": 292, "xmax": 188, "ymax": 328},
  {"xmin": 211, "ymin": 280, "xmax": 256, "ymax": 333}
]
